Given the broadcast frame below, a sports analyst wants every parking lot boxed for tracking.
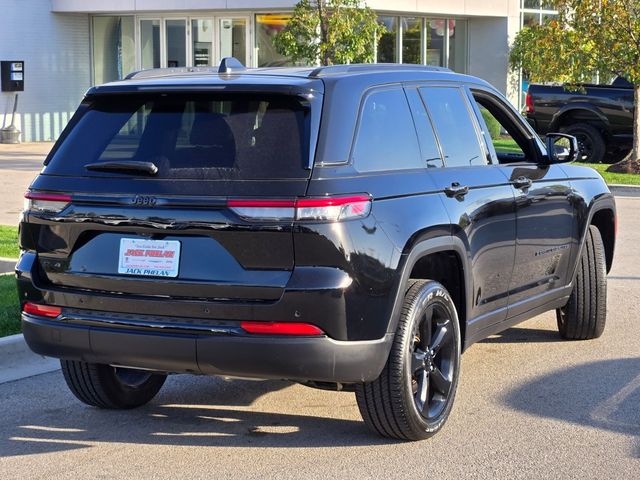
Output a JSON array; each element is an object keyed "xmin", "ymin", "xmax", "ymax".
[{"xmin": 0, "ymin": 147, "xmax": 638, "ymax": 479}]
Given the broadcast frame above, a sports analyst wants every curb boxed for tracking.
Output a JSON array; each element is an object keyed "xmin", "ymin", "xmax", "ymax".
[
  {"xmin": 0, "ymin": 258, "xmax": 16, "ymax": 274},
  {"xmin": 609, "ymin": 184, "xmax": 640, "ymax": 197},
  {"xmin": 0, "ymin": 333, "xmax": 60, "ymax": 384}
]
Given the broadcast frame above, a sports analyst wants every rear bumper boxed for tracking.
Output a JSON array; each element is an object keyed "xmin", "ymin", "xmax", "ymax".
[{"xmin": 22, "ymin": 313, "xmax": 393, "ymax": 383}]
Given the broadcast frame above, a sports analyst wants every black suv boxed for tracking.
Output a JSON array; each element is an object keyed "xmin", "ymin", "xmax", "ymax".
[{"xmin": 18, "ymin": 60, "xmax": 616, "ymax": 441}]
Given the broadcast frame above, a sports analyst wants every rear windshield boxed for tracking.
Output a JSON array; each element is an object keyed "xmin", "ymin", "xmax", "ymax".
[{"xmin": 45, "ymin": 93, "xmax": 310, "ymax": 179}]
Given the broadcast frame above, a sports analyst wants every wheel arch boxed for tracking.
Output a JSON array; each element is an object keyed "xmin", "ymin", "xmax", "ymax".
[
  {"xmin": 550, "ymin": 105, "xmax": 610, "ymax": 134},
  {"xmin": 387, "ymin": 236, "xmax": 471, "ymax": 349},
  {"xmin": 590, "ymin": 206, "xmax": 616, "ymax": 273},
  {"xmin": 570, "ymin": 197, "xmax": 616, "ymax": 283}
]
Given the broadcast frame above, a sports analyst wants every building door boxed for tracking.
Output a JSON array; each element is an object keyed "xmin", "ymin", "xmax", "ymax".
[
  {"xmin": 218, "ymin": 18, "xmax": 249, "ymax": 66},
  {"xmin": 191, "ymin": 18, "xmax": 215, "ymax": 66},
  {"xmin": 139, "ymin": 19, "xmax": 161, "ymax": 69},
  {"xmin": 165, "ymin": 19, "xmax": 187, "ymax": 68},
  {"xmin": 137, "ymin": 16, "xmax": 249, "ymax": 70}
]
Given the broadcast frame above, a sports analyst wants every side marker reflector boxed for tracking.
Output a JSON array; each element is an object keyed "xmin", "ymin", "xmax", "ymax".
[
  {"xmin": 23, "ymin": 303, "xmax": 62, "ymax": 318},
  {"xmin": 240, "ymin": 321, "xmax": 324, "ymax": 336}
]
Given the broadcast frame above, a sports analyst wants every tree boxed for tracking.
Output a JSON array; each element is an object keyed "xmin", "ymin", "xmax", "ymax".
[
  {"xmin": 509, "ymin": 0, "xmax": 640, "ymax": 174},
  {"xmin": 273, "ymin": 0, "xmax": 383, "ymax": 66}
]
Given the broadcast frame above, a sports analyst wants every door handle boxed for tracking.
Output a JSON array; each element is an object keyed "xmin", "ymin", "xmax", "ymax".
[
  {"xmin": 444, "ymin": 183, "xmax": 470, "ymax": 198},
  {"xmin": 512, "ymin": 176, "xmax": 533, "ymax": 190}
]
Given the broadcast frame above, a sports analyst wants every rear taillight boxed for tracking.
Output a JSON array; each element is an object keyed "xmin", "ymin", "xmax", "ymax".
[
  {"xmin": 240, "ymin": 321, "xmax": 324, "ymax": 336},
  {"xmin": 524, "ymin": 92, "xmax": 534, "ymax": 114},
  {"xmin": 24, "ymin": 192, "xmax": 71, "ymax": 214},
  {"xmin": 228, "ymin": 195, "xmax": 371, "ymax": 222},
  {"xmin": 23, "ymin": 302, "xmax": 62, "ymax": 318}
]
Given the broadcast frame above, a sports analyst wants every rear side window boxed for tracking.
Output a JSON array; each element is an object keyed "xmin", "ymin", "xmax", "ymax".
[
  {"xmin": 419, "ymin": 87, "xmax": 486, "ymax": 168},
  {"xmin": 351, "ymin": 88, "xmax": 423, "ymax": 172},
  {"xmin": 44, "ymin": 93, "xmax": 310, "ymax": 179}
]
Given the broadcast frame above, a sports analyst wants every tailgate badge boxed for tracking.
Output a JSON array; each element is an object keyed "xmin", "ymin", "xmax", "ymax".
[{"xmin": 132, "ymin": 195, "xmax": 157, "ymax": 207}]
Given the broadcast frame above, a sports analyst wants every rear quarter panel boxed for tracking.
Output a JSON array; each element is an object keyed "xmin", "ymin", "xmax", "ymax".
[{"xmin": 301, "ymin": 167, "xmax": 451, "ymax": 340}]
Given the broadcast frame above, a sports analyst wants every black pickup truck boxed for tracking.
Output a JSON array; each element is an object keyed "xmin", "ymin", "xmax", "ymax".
[{"xmin": 525, "ymin": 77, "xmax": 633, "ymax": 163}]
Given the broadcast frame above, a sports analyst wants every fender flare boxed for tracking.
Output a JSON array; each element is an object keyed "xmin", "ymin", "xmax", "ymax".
[
  {"xmin": 385, "ymin": 236, "xmax": 471, "ymax": 337},
  {"xmin": 549, "ymin": 103, "xmax": 610, "ymax": 133},
  {"xmin": 569, "ymin": 194, "xmax": 616, "ymax": 284}
]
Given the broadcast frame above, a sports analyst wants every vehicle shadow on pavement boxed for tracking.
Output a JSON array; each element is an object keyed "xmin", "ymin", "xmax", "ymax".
[
  {"xmin": 502, "ymin": 358, "xmax": 640, "ymax": 457},
  {"xmin": 0, "ymin": 375, "xmax": 391, "ymax": 457},
  {"xmin": 480, "ymin": 327, "xmax": 563, "ymax": 344}
]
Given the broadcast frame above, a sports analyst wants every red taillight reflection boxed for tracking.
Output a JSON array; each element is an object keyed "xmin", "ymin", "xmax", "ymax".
[
  {"xmin": 23, "ymin": 302, "xmax": 62, "ymax": 318},
  {"xmin": 227, "ymin": 195, "xmax": 372, "ymax": 222},
  {"xmin": 24, "ymin": 192, "xmax": 72, "ymax": 203},
  {"xmin": 240, "ymin": 321, "xmax": 325, "ymax": 336},
  {"xmin": 24, "ymin": 191, "xmax": 72, "ymax": 214},
  {"xmin": 524, "ymin": 92, "xmax": 534, "ymax": 114}
]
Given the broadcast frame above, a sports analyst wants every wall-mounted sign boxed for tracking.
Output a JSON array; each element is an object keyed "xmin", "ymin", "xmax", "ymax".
[{"xmin": 1, "ymin": 61, "xmax": 24, "ymax": 91}]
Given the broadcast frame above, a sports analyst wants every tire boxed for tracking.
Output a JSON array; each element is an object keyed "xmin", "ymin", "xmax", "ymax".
[
  {"xmin": 604, "ymin": 148, "xmax": 631, "ymax": 165},
  {"xmin": 560, "ymin": 123, "xmax": 606, "ymax": 164},
  {"xmin": 556, "ymin": 225, "xmax": 607, "ymax": 340},
  {"xmin": 61, "ymin": 360, "xmax": 166, "ymax": 409},
  {"xmin": 355, "ymin": 280, "xmax": 461, "ymax": 440}
]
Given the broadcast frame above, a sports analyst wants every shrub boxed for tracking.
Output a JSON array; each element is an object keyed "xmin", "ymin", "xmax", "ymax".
[{"xmin": 481, "ymin": 109, "xmax": 501, "ymax": 140}]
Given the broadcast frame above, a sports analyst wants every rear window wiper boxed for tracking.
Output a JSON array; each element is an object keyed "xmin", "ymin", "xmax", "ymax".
[{"xmin": 84, "ymin": 161, "xmax": 158, "ymax": 176}]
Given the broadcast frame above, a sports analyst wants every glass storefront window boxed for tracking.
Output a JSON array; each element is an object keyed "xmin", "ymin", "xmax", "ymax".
[
  {"xmin": 220, "ymin": 18, "xmax": 247, "ymax": 64},
  {"xmin": 256, "ymin": 14, "xmax": 291, "ymax": 67},
  {"xmin": 402, "ymin": 17, "xmax": 422, "ymax": 64},
  {"xmin": 140, "ymin": 19, "xmax": 160, "ymax": 70},
  {"xmin": 448, "ymin": 20, "xmax": 467, "ymax": 73},
  {"xmin": 522, "ymin": 12, "xmax": 539, "ymax": 27},
  {"xmin": 92, "ymin": 16, "xmax": 135, "ymax": 85},
  {"xmin": 426, "ymin": 19, "xmax": 446, "ymax": 67},
  {"xmin": 166, "ymin": 19, "xmax": 187, "ymax": 68},
  {"xmin": 192, "ymin": 19, "xmax": 214, "ymax": 67},
  {"xmin": 377, "ymin": 16, "xmax": 398, "ymax": 63}
]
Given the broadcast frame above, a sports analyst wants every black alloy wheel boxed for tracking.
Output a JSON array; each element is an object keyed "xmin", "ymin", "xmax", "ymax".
[
  {"xmin": 561, "ymin": 123, "xmax": 605, "ymax": 164},
  {"xmin": 114, "ymin": 367, "xmax": 154, "ymax": 388},
  {"xmin": 410, "ymin": 302, "xmax": 456, "ymax": 421},
  {"xmin": 355, "ymin": 280, "xmax": 461, "ymax": 440}
]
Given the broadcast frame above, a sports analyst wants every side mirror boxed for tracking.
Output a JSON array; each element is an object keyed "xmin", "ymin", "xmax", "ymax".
[{"xmin": 545, "ymin": 133, "xmax": 579, "ymax": 164}]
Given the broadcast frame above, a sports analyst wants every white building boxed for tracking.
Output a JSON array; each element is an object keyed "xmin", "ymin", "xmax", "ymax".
[{"xmin": 0, "ymin": 0, "xmax": 549, "ymax": 142}]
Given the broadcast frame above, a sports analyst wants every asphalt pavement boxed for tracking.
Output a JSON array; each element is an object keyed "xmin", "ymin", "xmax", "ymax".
[
  {"xmin": 0, "ymin": 142, "xmax": 51, "ymax": 226},
  {"xmin": 0, "ymin": 197, "xmax": 638, "ymax": 479}
]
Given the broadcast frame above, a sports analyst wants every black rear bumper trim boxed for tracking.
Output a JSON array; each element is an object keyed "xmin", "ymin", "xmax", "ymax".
[{"xmin": 22, "ymin": 314, "xmax": 393, "ymax": 383}]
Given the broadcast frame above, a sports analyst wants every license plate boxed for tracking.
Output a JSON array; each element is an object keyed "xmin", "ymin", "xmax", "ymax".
[{"xmin": 118, "ymin": 238, "xmax": 181, "ymax": 278}]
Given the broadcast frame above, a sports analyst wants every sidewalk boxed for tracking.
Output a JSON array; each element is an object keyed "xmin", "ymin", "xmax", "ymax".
[
  {"xmin": 0, "ymin": 270, "xmax": 59, "ymax": 384},
  {"xmin": 0, "ymin": 258, "xmax": 15, "ymax": 273},
  {"xmin": 0, "ymin": 333, "xmax": 59, "ymax": 384},
  {"xmin": 0, "ymin": 142, "xmax": 53, "ymax": 226}
]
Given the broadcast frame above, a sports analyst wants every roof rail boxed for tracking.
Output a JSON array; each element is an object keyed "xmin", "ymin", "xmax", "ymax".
[
  {"xmin": 308, "ymin": 63, "xmax": 452, "ymax": 78},
  {"xmin": 124, "ymin": 57, "xmax": 247, "ymax": 80},
  {"xmin": 124, "ymin": 66, "xmax": 220, "ymax": 80}
]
